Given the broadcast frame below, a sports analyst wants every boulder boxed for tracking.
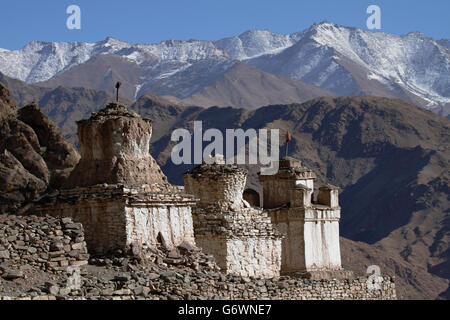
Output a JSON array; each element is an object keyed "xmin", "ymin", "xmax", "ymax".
[{"xmin": 0, "ymin": 84, "xmax": 80, "ymax": 213}]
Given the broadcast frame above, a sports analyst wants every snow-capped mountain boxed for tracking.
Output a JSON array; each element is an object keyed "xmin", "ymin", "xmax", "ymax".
[
  {"xmin": 0, "ymin": 37, "xmax": 228, "ymax": 85},
  {"xmin": 213, "ymin": 29, "xmax": 298, "ymax": 60},
  {"xmin": 246, "ymin": 23, "xmax": 450, "ymax": 112},
  {"xmin": 0, "ymin": 22, "xmax": 448, "ymax": 114}
]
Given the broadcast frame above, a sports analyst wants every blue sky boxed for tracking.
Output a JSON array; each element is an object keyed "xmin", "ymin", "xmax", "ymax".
[{"xmin": 1, "ymin": 0, "xmax": 449, "ymax": 50}]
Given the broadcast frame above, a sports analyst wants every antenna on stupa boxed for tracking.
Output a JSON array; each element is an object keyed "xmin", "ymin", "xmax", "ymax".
[
  {"xmin": 115, "ymin": 82, "xmax": 121, "ymax": 103},
  {"xmin": 285, "ymin": 131, "xmax": 292, "ymax": 157}
]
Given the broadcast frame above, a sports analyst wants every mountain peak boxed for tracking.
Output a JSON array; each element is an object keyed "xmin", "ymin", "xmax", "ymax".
[
  {"xmin": 403, "ymin": 31, "xmax": 428, "ymax": 39},
  {"xmin": 100, "ymin": 37, "xmax": 130, "ymax": 48},
  {"xmin": 314, "ymin": 20, "xmax": 333, "ymax": 26},
  {"xmin": 238, "ymin": 29, "xmax": 274, "ymax": 37},
  {"xmin": 0, "ymin": 23, "xmax": 448, "ymax": 113},
  {"xmin": 311, "ymin": 20, "xmax": 340, "ymax": 29},
  {"xmin": 214, "ymin": 29, "xmax": 294, "ymax": 60}
]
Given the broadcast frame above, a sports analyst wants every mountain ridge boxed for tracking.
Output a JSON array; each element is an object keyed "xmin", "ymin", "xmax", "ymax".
[{"xmin": 0, "ymin": 21, "xmax": 448, "ymax": 114}]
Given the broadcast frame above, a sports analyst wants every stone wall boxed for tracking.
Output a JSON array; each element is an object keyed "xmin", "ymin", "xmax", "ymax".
[
  {"xmin": 37, "ymin": 184, "xmax": 197, "ymax": 255},
  {"xmin": 190, "ymin": 204, "xmax": 282, "ymax": 279},
  {"xmin": 185, "ymin": 163, "xmax": 283, "ymax": 279},
  {"xmin": 269, "ymin": 207, "xmax": 342, "ymax": 274},
  {"xmin": 226, "ymin": 238, "xmax": 281, "ymax": 279},
  {"xmin": 40, "ymin": 200, "xmax": 128, "ymax": 255},
  {"xmin": 222, "ymin": 276, "xmax": 396, "ymax": 300},
  {"xmin": 194, "ymin": 235, "xmax": 228, "ymax": 270},
  {"xmin": 0, "ymin": 275, "xmax": 396, "ymax": 300},
  {"xmin": 184, "ymin": 164, "xmax": 247, "ymax": 210},
  {"xmin": 0, "ymin": 215, "xmax": 88, "ymax": 279},
  {"xmin": 125, "ymin": 205, "xmax": 195, "ymax": 251}
]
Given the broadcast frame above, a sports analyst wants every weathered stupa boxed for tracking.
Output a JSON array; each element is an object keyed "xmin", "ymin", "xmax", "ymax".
[
  {"xmin": 37, "ymin": 102, "xmax": 197, "ymax": 255},
  {"xmin": 184, "ymin": 157, "xmax": 283, "ymax": 279},
  {"xmin": 259, "ymin": 157, "xmax": 353, "ymax": 279},
  {"xmin": 63, "ymin": 103, "xmax": 167, "ymax": 188}
]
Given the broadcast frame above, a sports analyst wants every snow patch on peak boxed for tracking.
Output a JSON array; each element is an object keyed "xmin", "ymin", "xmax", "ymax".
[
  {"xmin": 99, "ymin": 37, "xmax": 131, "ymax": 50},
  {"xmin": 0, "ymin": 40, "xmax": 98, "ymax": 83},
  {"xmin": 214, "ymin": 29, "xmax": 295, "ymax": 60},
  {"xmin": 133, "ymin": 39, "xmax": 227, "ymax": 62},
  {"xmin": 297, "ymin": 24, "xmax": 450, "ymax": 106}
]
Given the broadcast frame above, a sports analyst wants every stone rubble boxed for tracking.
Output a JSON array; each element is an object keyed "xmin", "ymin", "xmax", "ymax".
[
  {"xmin": 0, "ymin": 236, "xmax": 396, "ymax": 300},
  {"xmin": 0, "ymin": 215, "xmax": 89, "ymax": 283}
]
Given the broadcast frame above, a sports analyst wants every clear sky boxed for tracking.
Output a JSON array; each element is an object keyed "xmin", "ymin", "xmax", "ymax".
[{"xmin": 1, "ymin": 0, "xmax": 449, "ymax": 50}]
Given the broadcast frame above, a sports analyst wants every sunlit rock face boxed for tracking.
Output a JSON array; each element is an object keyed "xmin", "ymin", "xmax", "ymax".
[
  {"xmin": 0, "ymin": 83, "xmax": 80, "ymax": 213},
  {"xmin": 64, "ymin": 103, "xmax": 167, "ymax": 188}
]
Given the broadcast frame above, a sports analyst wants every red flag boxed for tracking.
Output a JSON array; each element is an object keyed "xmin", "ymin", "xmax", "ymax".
[{"xmin": 286, "ymin": 132, "xmax": 292, "ymax": 142}]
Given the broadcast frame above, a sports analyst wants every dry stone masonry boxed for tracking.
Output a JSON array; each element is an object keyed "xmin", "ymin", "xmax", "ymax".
[
  {"xmin": 259, "ymin": 157, "xmax": 352, "ymax": 279},
  {"xmin": 37, "ymin": 103, "xmax": 197, "ymax": 255},
  {"xmin": 1, "ymin": 275, "xmax": 396, "ymax": 301},
  {"xmin": 184, "ymin": 160, "xmax": 283, "ymax": 279},
  {"xmin": 0, "ymin": 214, "xmax": 88, "ymax": 280}
]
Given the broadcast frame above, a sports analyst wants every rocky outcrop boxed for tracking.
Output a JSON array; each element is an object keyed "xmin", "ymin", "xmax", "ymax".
[
  {"xmin": 0, "ymin": 83, "xmax": 80, "ymax": 214},
  {"xmin": 0, "ymin": 150, "xmax": 47, "ymax": 213},
  {"xmin": 0, "ymin": 82, "xmax": 17, "ymax": 121},
  {"xmin": 17, "ymin": 104, "xmax": 80, "ymax": 187}
]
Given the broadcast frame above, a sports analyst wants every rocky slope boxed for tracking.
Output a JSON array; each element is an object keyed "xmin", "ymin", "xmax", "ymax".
[
  {"xmin": 181, "ymin": 62, "xmax": 334, "ymax": 109},
  {"xmin": 0, "ymin": 22, "xmax": 448, "ymax": 114},
  {"xmin": 0, "ymin": 84, "xmax": 80, "ymax": 213}
]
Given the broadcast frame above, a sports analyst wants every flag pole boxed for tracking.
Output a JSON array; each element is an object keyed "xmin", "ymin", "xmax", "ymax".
[
  {"xmin": 115, "ymin": 82, "xmax": 121, "ymax": 103},
  {"xmin": 285, "ymin": 132, "xmax": 291, "ymax": 158}
]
